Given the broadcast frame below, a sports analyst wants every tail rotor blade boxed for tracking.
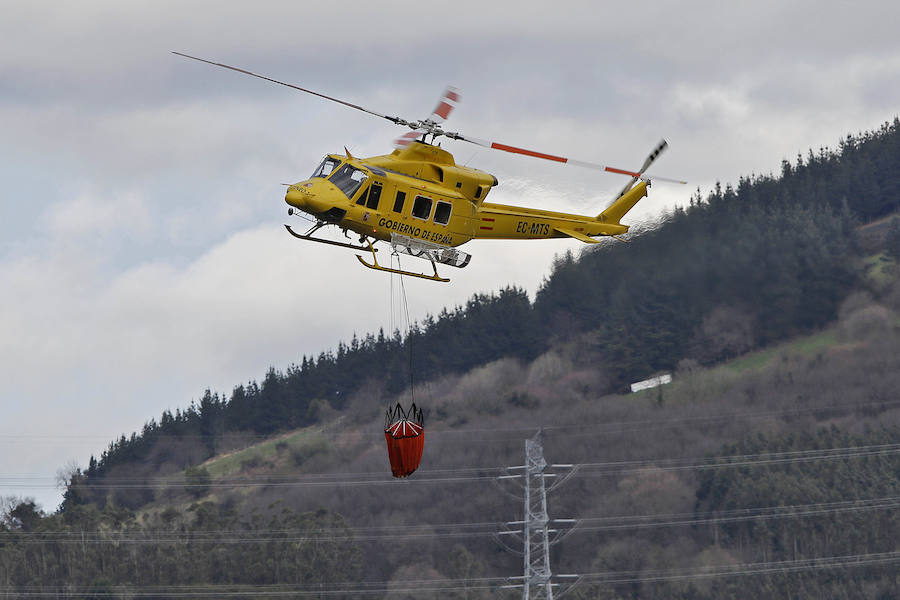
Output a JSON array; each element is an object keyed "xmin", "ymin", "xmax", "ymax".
[
  {"xmin": 616, "ymin": 139, "xmax": 670, "ymax": 198},
  {"xmin": 640, "ymin": 139, "xmax": 668, "ymax": 173}
]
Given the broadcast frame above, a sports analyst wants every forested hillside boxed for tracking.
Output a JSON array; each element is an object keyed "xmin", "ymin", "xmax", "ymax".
[
  {"xmin": 73, "ymin": 120, "xmax": 900, "ymax": 490},
  {"xmin": 4, "ymin": 119, "xmax": 900, "ymax": 598},
  {"xmin": 6, "ymin": 292, "xmax": 900, "ymax": 597}
]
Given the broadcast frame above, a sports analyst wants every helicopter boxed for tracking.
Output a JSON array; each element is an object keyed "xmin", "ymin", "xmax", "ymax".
[{"xmin": 174, "ymin": 53, "xmax": 686, "ymax": 282}]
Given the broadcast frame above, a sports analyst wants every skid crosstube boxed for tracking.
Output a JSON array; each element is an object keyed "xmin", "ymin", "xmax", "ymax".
[{"xmin": 284, "ymin": 224, "xmax": 377, "ymax": 252}]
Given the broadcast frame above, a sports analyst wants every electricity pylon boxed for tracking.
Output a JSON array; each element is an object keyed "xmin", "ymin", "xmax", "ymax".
[{"xmin": 499, "ymin": 430, "xmax": 577, "ymax": 599}]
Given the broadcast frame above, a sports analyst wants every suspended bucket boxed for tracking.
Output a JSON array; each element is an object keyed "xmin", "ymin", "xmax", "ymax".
[{"xmin": 384, "ymin": 403, "xmax": 425, "ymax": 478}]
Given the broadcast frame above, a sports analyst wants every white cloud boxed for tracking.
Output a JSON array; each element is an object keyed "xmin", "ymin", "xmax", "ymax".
[
  {"xmin": 45, "ymin": 188, "xmax": 152, "ymax": 238},
  {"xmin": 668, "ymin": 83, "xmax": 752, "ymax": 126},
  {"xmin": 0, "ymin": 216, "xmax": 578, "ymax": 509},
  {"xmin": 3, "ymin": 0, "xmax": 900, "ymax": 512}
]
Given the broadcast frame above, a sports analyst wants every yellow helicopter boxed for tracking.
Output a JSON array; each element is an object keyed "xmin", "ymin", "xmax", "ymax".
[{"xmin": 174, "ymin": 53, "xmax": 686, "ymax": 282}]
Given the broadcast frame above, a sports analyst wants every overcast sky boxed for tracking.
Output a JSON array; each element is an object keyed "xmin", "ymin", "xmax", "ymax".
[{"xmin": 3, "ymin": 1, "xmax": 899, "ymax": 511}]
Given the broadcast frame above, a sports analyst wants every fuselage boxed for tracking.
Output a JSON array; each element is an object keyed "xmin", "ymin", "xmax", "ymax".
[
  {"xmin": 284, "ymin": 140, "xmax": 633, "ymax": 249},
  {"xmin": 285, "ymin": 142, "xmax": 493, "ymax": 248}
]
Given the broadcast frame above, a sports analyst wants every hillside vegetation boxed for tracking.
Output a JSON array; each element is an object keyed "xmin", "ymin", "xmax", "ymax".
[{"xmin": 4, "ymin": 119, "xmax": 900, "ymax": 598}]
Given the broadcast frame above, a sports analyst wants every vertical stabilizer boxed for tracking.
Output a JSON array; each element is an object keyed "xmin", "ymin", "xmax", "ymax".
[{"xmin": 597, "ymin": 180, "xmax": 649, "ymax": 223}]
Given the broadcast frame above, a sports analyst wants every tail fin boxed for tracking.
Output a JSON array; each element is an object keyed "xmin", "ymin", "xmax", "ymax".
[{"xmin": 597, "ymin": 180, "xmax": 649, "ymax": 224}]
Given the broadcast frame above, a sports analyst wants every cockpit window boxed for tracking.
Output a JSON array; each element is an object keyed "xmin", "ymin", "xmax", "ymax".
[
  {"xmin": 329, "ymin": 164, "xmax": 369, "ymax": 199},
  {"xmin": 311, "ymin": 156, "xmax": 341, "ymax": 179}
]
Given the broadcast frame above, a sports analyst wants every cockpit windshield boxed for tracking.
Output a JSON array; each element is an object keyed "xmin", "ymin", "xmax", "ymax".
[
  {"xmin": 329, "ymin": 164, "xmax": 369, "ymax": 199},
  {"xmin": 311, "ymin": 156, "xmax": 342, "ymax": 179}
]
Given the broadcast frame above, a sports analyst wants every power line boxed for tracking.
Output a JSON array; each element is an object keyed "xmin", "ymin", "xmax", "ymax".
[
  {"xmin": 3, "ymin": 442, "xmax": 899, "ymax": 491},
  {"xmin": 570, "ymin": 442, "xmax": 900, "ymax": 477},
  {"xmin": 5, "ymin": 431, "xmax": 900, "ymax": 596},
  {"xmin": 572, "ymin": 550, "xmax": 900, "ymax": 586},
  {"xmin": 5, "ymin": 494, "xmax": 899, "ymax": 544},
  {"xmin": 2, "ymin": 397, "xmax": 898, "ymax": 444},
  {"xmin": 568, "ymin": 495, "xmax": 900, "ymax": 534},
  {"xmin": 3, "ymin": 550, "xmax": 899, "ymax": 597}
]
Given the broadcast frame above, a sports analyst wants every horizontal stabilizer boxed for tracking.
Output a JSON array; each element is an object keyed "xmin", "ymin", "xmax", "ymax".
[{"xmin": 554, "ymin": 227, "xmax": 600, "ymax": 244}]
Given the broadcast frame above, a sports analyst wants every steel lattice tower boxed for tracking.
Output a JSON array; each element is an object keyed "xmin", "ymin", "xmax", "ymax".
[
  {"xmin": 521, "ymin": 431, "xmax": 554, "ymax": 599},
  {"xmin": 499, "ymin": 431, "xmax": 577, "ymax": 598}
]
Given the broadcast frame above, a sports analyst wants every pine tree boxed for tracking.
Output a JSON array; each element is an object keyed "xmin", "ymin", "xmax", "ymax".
[{"xmin": 886, "ymin": 216, "xmax": 900, "ymax": 260}]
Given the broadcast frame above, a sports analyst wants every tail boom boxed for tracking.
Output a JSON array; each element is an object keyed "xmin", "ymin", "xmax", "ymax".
[{"xmin": 474, "ymin": 180, "xmax": 648, "ymax": 243}]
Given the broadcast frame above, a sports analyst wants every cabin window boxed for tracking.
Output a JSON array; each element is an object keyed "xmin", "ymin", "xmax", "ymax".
[
  {"xmin": 433, "ymin": 201, "xmax": 452, "ymax": 225},
  {"xmin": 393, "ymin": 191, "xmax": 406, "ymax": 213},
  {"xmin": 356, "ymin": 185, "xmax": 369, "ymax": 205},
  {"xmin": 411, "ymin": 195, "xmax": 432, "ymax": 220},
  {"xmin": 311, "ymin": 156, "xmax": 341, "ymax": 179},
  {"xmin": 366, "ymin": 182, "xmax": 382, "ymax": 210},
  {"xmin": 330, "ymin": 164, "xmax": 368, "ymax": 199},
  {"xmin": 474, "ymin": 186, "xmax": 483, "ymax": 199}
]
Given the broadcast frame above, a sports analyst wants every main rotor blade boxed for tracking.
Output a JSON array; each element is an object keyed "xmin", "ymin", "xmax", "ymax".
[
  {"xmin": 173, "ymin": 52, "xmax": 686, "ymax": 187},
  {"xmin": 447, "ymin": 131, "xmax": 686, "ymax": 185},
  {"xmin": 172, "ymin": 52, "xmax": 407, "ymax": 126},
  {"xmin": 394, "ymin": 128, "xmax": 428, "ymax": 149},
  {"xmin": 428, "ymin": 87, "xmax": 460, "ymax": 124},
  {"xmin": 446, "ymin": 132, "xmax": 634, "ymax": 176},
  {"xmin": 392, "ymin": 87, "xmax": 460, "ymax": 148}
]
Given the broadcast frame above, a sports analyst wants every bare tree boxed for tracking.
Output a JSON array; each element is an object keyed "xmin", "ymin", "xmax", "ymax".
[{"xmin": 55, "ymin": 458, "xmax": 80, "ymax": 491}]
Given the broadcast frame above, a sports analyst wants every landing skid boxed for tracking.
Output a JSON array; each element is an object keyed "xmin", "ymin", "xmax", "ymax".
[
  {"xmin": 356, "ymin": 242, "xmax": 450, "ymax": 283},
  {"xmin": 284, "ymin": 224, "xmax": 376, "ymax": 252}
]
